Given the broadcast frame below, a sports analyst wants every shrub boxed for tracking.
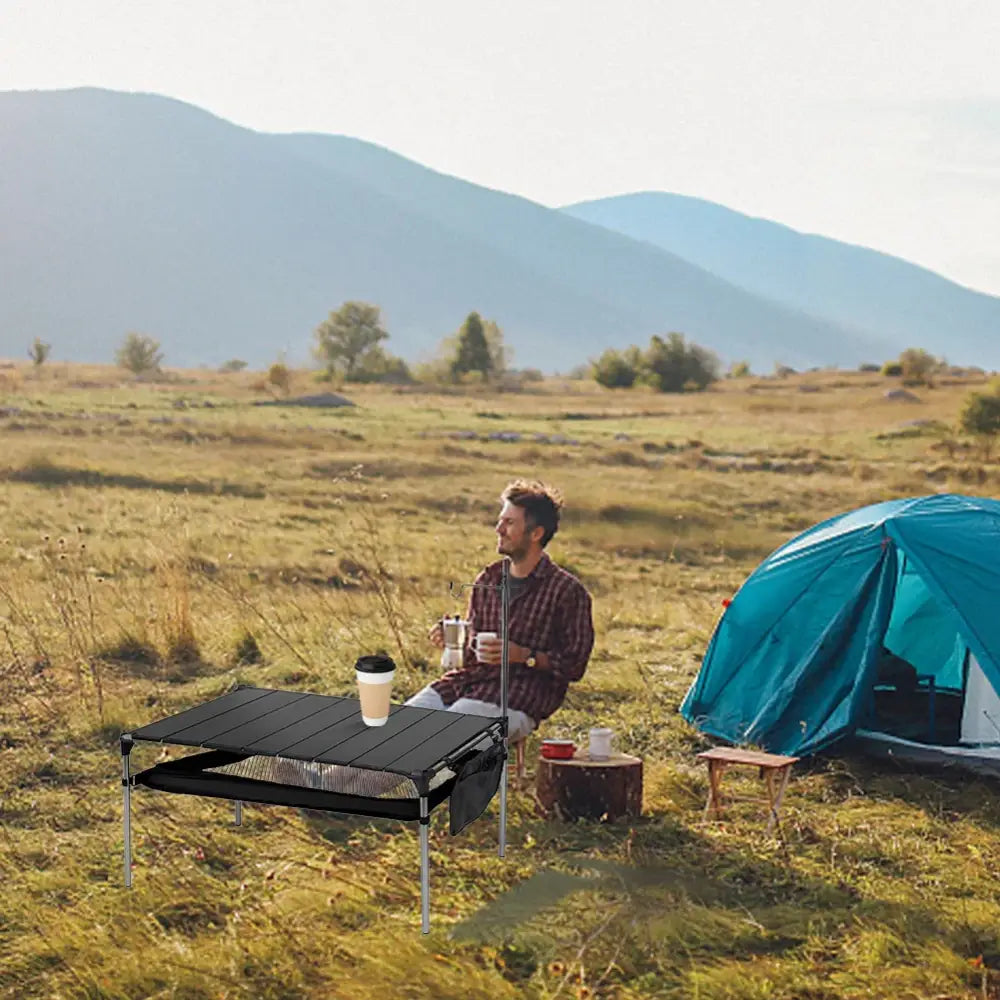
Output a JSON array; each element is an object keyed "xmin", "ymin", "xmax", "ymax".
[
  {"xmin": 959, "ymin": 390, "xmax": 1000, "ymax": 438},
  {"xmin": 219, "ymin": 359, "xmax": 248, "ymax": 373},
  {"xmin": 267, "ymin": 362, "xmax": 292, "ymax": 395},
  {"xmin": 899, "ymin": 347, "xmax": 941, "ymax": 385},
  {"xmin": 640, "ymin": 333, "xmax": 719, "ymax": 393},
  {"xmin": 881, "ymin": 361, "xmax": 904, "ymax": 377},
  {"xmin": 116, "ymin": 332, "xmax": 163, "ymax": 375},
  {"xmin": 592, "ymin": 349, "xmax": 638, "ymax": 389},
  {"xmin": 346, "ymin": 346, "xmax": 412, "ymax": 384},
  {"xmin": 28, "ymin": 338, "xmax": 52, "ymax": 367}
]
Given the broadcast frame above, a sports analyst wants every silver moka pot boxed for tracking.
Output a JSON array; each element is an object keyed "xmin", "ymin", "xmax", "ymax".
[{"xmin": 441, "ymin": 615, "xmax": 469, "ymax": 669}]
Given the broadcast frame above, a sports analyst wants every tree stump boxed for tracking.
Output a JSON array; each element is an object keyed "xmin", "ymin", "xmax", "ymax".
[{"xmin": 535, "ymin": 752, "xmax": 643, "ymax": 822}]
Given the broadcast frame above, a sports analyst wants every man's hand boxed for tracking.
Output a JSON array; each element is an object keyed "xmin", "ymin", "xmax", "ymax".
[
  {"xmin": 475, "ymin": 637, "xmax": 530, "ymax": 666},
  {"xmin": 427, "ymin": 621, "xmax": 445, "ymax": 649},
  {"xmin": 475, "ymin": 634, "xmax": 502, "ymax": 665}
]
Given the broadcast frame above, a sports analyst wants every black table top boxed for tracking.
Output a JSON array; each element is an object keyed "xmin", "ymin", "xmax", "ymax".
[{"xmin": 128, "ymin": 686, "xmax": 500, "ymax": 778}]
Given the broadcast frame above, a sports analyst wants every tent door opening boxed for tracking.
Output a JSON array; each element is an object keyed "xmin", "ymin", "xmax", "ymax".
[{"xmin": 866, "ymin": 552, "xmax": 988, "ymax": 748}]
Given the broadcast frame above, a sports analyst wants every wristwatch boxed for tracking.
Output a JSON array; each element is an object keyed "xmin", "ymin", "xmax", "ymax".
[{"xmin": 525, "ymin": 649, "xmax": 538, "ymax": 668}]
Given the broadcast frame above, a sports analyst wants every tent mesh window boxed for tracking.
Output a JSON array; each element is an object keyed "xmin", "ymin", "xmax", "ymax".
[{"xmin": 205, "ymin": 755, "xmax": 456, "ymax": 800}]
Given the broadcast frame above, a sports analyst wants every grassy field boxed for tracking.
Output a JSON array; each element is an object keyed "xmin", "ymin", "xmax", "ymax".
[{"xmin": 3, "ymin": 363, "xmax": 1000, "ymax": 999}]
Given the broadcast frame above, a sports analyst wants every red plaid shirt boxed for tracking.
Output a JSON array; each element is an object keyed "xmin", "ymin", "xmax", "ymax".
[{"xmin": 431, "ymin": 553, "xmax": 594, "ymax": 722}]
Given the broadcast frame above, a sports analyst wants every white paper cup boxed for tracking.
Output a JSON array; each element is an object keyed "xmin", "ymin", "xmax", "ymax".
[
  {"xmin": 356, "ymin": 669, "xmax": 395, "ymax": 725},
  {"xmin": 474, "ymin": 631, "xmax": 499, "ymax": 661}
]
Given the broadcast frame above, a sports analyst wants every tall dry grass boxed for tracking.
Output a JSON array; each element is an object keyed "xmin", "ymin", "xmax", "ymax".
[{"xmin": 2, "ymin": 367, "xmax": 1000, "ymax": 998}]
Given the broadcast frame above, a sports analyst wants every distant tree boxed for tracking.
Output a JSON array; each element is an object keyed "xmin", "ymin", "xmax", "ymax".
[
  {"xmin": 881, "ymin": 360, "xmax": 903, "ymax": 377},
  {"xmin": 858, "ymin": 363, "xmax": 881, "ymax": 373},
  {"xmin": 116, "ymin": 332, "xmax": 163, "ymax": 375},
  {"xmin": 313, "ymin": 302, "xmax": 389, "ymax": 380},
  {"xmin": 898, "ymin": 347, "xmax": 941, "ymax": 386},
  {"xmin": 482, "ymin": 319, "xmax": 511, "ymax": 374},
  {"xmin": 219, "ymin": 358, "xmax": 248, "ymax": 373},
  {"xmin": 450, "ymin": 311, "xmax": 494, "ymax": 380},
  {"xmin": 640, "ymin": 333, "xmax": 720, "ymax": 393},
  {"xmin": 421, "ymin": 314, "xmax": 507, "ymax": 385},
  {"xmin": 592, "ymin": 348, "xmax": 638, "ymax": 389},
  {"xmin": 728, "ymin": 360, "xmax": 751, "ymax": 378},
  {"xmin": 28, "ymin": 338, "xmax": 51, "ymax": 367},
  {"xmin": 774, "ymin": 363, "xmax": 797, "ymax": 378}
]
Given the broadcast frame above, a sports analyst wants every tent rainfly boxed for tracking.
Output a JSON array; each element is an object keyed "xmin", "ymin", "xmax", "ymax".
[{"xmin": 680, "ymin": 494, "xmax": 1000, "ymax": 775}]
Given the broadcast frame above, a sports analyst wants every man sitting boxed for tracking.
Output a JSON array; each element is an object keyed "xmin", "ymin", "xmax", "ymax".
[{"xmin": 406, "ymin": 479, "xmax": 595, "ymax": 741}]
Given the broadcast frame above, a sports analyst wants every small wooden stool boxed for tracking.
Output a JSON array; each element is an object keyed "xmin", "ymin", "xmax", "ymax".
[{"xmin": 697, "ymin": 747, "xmax": 798, "ymax": 833}]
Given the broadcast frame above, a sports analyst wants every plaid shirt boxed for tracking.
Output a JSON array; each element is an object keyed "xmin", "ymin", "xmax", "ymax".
[{"xmin": 431, "ymin": 553, "xmax": 594, "ymax": 723}]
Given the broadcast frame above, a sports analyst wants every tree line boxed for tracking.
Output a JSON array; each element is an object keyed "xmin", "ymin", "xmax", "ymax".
[
  {"xmin": 311, "ymin": 303, "xmax": 510, "ymax": 385},
  {"xmin": 24, "ymin": 302, "xmax": 724, "ymax": 394},
  {"xmin": 22, "ymin": 314, "xmax": 1000, "ymax": 444},
  {"xmin": 66, "ymin": 307, "xmax": 514, "ymax": 387}
]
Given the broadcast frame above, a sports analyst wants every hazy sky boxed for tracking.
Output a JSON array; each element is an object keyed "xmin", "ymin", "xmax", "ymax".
[{"xmin": 3, "ymin": 0, "xmax": 999, "ymax": 294}]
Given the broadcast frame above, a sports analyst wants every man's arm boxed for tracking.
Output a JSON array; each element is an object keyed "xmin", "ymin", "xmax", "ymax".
[{"xmin": 543, "ymin": 582, "xmax": 594, "ymax": 683}]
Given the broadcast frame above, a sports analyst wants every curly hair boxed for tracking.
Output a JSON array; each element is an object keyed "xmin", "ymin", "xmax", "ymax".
[{"xmin": 500, "ymin": 479, "xmax": 564, "ymax": 547}]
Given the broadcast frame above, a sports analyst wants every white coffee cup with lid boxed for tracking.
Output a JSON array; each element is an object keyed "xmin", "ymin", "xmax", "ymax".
[{"xmin": 355, "ymin": 654, "xmax": 396, "ymax": 726}]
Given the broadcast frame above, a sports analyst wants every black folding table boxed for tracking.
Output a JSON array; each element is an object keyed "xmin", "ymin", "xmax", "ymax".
[
  {"xmin": 121, "ymin": 686, "xmax": 507, "ymax": 932},
  {"xmin": 123, "ymin": 561, "xmax": 518, "ymax": 933}
]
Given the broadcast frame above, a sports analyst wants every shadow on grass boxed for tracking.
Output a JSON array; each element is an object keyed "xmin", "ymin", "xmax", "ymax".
[
  {"xmin": 451, "ymin": 823, "xmax": 999, "ymax": 982},
  {"xmin": 297, "ymin": 808, "xmax": 408, "ymax": 845},
  {"xmin": 452, "ymin": 818, "xmax": 825, "ymax": 944},
  {"xmin": 4, "ymin": 459, "xmax": 265, "ymax": 498},
  {"xmin": 804, "ymin": 748, "xmax": 1000, "ymax": 828}
]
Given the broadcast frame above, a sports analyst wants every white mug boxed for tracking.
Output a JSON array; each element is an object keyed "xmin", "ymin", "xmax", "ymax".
[
  {"xmin": 474, "ymin": 631, "xmax": 498, "ymax": 661},
  {"xmin": 589, "ymin": 727, "xmax": 614, "ymax": 760}
]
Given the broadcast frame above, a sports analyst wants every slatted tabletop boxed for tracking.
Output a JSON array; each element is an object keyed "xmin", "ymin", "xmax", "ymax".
[
  {"xmin": 696, "ymin": 747, "xmax": 799, "ymax": 768},
  {"xmin": 130, "ymin": 686, "xmax": 498, "ymax": 778}
]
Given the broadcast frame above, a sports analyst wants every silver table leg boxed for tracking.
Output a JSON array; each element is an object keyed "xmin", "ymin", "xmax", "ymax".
[
  {"xmin": 499, "ymin": 734, "xmax": 508, "ymax": 859},
  {"xmin": 234, "ymin": 800, "xmax": 243, "ymax": 826},
  {"xmin": 419, "ymin": 795, "xmax": 430, "ymax": 934},
  {"xmin": 121, "ymin": 736, "xmax": 133, "ymax": 888}
]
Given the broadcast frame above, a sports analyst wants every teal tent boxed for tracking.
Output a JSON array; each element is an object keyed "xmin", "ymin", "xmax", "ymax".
[{"xmin": 681, "ymin": 495, "xmax": 1000, "ymax": 767}]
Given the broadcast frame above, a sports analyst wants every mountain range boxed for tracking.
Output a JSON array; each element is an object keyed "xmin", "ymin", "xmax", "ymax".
[
  {"xmin": 561, "ymin": 192, "xmax": 1000, "ymax": 369},
  {"xmin": 1, "ymin": 88, "xmax": 997, "ymax": 372}
]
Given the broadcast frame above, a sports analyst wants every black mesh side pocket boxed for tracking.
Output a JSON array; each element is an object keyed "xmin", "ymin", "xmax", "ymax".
[{"xmin": 449, "ymin": 743, "xmax": 504, "ymax": 836}]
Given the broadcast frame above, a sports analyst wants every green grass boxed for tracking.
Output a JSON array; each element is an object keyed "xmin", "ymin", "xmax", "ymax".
[{"xmin": 2, "ymin": 365, "xmax": 1000, "ymax": 998}]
